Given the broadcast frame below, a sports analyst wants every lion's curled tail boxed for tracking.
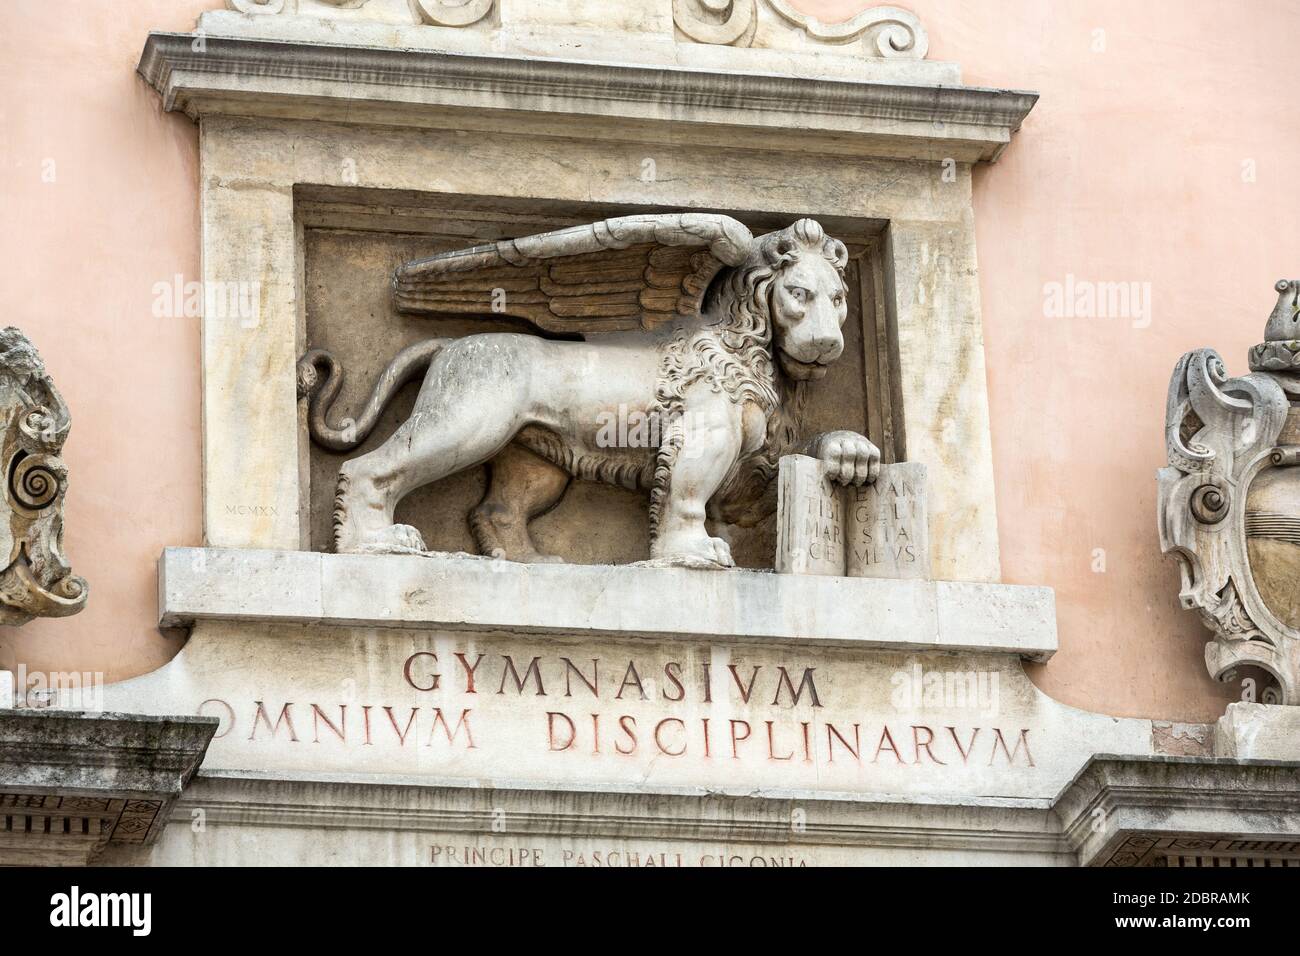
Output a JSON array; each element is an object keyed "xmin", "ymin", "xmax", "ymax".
[{"xmin": 296, "ymin": 339, "xmax": 446, "ymax": 452}]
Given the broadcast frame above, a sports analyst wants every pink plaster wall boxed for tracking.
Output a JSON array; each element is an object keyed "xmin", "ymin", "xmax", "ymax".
[
  {"xmin": 0, "ymin": 2, "xmax": 213, "ymax": 682},
  {"xmin": 3, "ymin": 1, "xmax": 1297, "ymax": 722}
]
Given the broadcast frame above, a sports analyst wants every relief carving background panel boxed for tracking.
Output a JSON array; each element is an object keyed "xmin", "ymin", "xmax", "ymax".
[{"xmin": 301, "ymin": 198, "xmax": 877, "ymax": 569}]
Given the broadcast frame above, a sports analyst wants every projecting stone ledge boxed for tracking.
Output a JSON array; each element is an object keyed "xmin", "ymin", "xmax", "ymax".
[
  {"xmin": 158, "ymin": 548, "xmax": 1057, "ymax": 660},
  {"xmin": 0, "ymin": 710, "xmax": 217, "ymax": 865}
]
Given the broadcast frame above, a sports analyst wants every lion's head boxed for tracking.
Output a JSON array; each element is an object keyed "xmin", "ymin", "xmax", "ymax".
[
  {"xmin": 745, "ymin": 219, "xmax": 849, "ymax": 382},
  {"xmin": 659, "ymin": 217, "xmax": 851, "ymax": 426}
]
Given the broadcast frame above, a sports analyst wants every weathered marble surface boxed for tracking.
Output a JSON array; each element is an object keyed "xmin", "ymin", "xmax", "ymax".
[
  {"xmin": 103, "ymin": 771, "xmax": 1077, "ymax": 866},
  {"xmin": 0, "ymin": 710, "xmax": 215, "ymax": 865},
  {"xmin": 110, "ymin": 608, "xmax": 1143, "ymax": 803},
  {"xmin": 89, "ymin": 755, "xmax": 1297, "ymax": 867},
  {"xmin": 1214, "ymin": 702, "xmax": 1300, "ymax": 759},
  {"xmin": 157, "ymin": 547, "xmax": 1057, "ymax": 658}
]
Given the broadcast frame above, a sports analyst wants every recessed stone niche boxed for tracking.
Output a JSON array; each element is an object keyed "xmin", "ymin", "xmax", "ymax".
[{"xmin": 300, "ymin": 189, "xmax": 900, "ymax": 568}]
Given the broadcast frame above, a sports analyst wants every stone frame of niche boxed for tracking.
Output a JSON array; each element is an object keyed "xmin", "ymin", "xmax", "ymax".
[{"xmin": 139, "ymin": 33, "xmax": 1036, "ymax": 583}]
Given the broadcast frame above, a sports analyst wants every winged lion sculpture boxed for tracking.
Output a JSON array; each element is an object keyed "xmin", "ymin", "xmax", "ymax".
[{"xmin": 297, "ymin": 213, "xmax": 881, "ymax": 569}]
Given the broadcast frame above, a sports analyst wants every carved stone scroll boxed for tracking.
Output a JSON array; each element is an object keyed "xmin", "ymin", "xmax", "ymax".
[
  {"xmin": 763, "ymin": 1, "xmax": 928, "ymax": 59},
  {"xmin": 0, "ymin": 328, "xmax": 87, "ymax": 625},
  {"xmin": 672, "ymin": 0, "xmax": 928, "ymax": 57},
  {"xmin": 1158, "ymin": 280, "xmax": 1300, "ymax": 704},
  {"xmin": 672, "ymin": 0, "xmax": 757, "ymax": 47},
  {"xmin": 412, "ymin": 0, "xmax": 494, "ymax": 28},
  {"xmin": 227, "ymin": 0, "xmax": 286, "ymax": 15}
]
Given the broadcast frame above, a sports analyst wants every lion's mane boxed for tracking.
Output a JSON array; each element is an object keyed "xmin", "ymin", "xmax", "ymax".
[{"xmin": 647, "ymin": 219, "xmax": 847, "ymax": 542}]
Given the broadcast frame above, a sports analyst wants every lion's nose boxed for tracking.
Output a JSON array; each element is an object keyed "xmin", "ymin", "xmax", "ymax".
[{"xmin": 812, "ymin": 335, "xmax": 843, "ymax": 363}]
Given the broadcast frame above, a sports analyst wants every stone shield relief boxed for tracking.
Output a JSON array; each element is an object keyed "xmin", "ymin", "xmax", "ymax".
[
  {"xmin": 1159, "ymin": 280, "xmax": 1300, "ymax": 704},
  {"xmin": 0, "ymin": 328, "xmax": 88, "ymax": 625}
]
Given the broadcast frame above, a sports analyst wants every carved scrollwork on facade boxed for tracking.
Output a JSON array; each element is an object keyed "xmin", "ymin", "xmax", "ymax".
[
  {"xmin": 412, "ymin": 0, "xmax": 494, "ymax": 28},
  {"xmin": 672, "ymin": 0, "xmax": 757, "ymax": 47},
  {"xmin": 0, "ymin": 328, "xmax": 87, "ymax": 625},
  {"xmin": 672, "ymin": 0, "xmax": 928, "ymax": 56},
  {"xmin": 1159, "ymin": 280, "xmax": 1300, "ymax": 705},
  {"xmin": 764, "ymin": 1, "xmax": 928, "ymax": 58},
  {"xmin": 1189, "ymin": 480, "xmax": 1231, "ymax": 525}
]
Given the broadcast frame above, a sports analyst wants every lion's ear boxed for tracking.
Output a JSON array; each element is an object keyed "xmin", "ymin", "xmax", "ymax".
[
  {"xmin": 826, "ymin": 239, "xmax": 849, "ymax": 270},
  {"xmin": 393, "ymin": 214, "xmax": 753, "ymax": 335}
]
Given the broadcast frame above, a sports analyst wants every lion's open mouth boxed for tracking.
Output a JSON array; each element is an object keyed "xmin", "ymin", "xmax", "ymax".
[{"xmin": 778, "ymin": 350, "xmax": 831, "ymax": 380}]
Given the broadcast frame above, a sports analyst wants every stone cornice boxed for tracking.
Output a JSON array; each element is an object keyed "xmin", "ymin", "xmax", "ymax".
[
  {"xmin": 0, "ymin": 710, "xmax": 216, "ymax": 794},
  {"xmin": 1052, "ymin": 755, "xmax": 1300, "ymax": 866},
  {"xmin": 138, "ymin": 32, "xmax": 1037, "ymax": 162},
  {"xmin": 157, "ymin": 547, "xmax": 1059, "ymax": 659},
  {"xmin": 0, "ymin": 710, "xmax": 217, "ymax": 863},
  {"xmin": 121, "ymin": 769, "xmax": 1070, "ymax": 865}
]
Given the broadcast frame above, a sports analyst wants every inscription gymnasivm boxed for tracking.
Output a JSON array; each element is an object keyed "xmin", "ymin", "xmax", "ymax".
[{"xmin": 196, "ymin": 652, "xmax": 1035, "ymax": 769}]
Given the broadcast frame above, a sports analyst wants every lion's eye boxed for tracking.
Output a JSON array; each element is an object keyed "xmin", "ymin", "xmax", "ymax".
[{"xmin": 787, "ymin": 286, "xmax": 811, "ymax": 304}]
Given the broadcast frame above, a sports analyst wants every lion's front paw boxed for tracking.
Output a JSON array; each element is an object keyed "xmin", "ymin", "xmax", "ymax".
[
  {"xmin": 812, "ymin": 430, "xmax": 881, "ymax": 486},
  {"xmin": 653, "ymin": 532, "xmax": 735, "ymax": 569}
]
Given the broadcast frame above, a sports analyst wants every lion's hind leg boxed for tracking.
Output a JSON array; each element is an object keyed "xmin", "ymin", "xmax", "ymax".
[
  {"xmin": 332, "ymin": 335, "xmax": 537, "ymax": 554},
  {"xmin": 471, "ymin": 443, "xmax": 570, "ymax": 562}
]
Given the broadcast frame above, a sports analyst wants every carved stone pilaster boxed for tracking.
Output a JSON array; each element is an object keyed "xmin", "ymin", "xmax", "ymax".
[
  {"xmin": 0, "ymin": 328, "xmax": 87, "ymax": 625},
  {"xmin": 1158, "ymin": 280, "xmax": 1300, "ymax": 704}
]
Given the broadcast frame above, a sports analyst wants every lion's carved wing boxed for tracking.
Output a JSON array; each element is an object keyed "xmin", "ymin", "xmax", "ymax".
[{"xmin": 392, "ymin": 213, "xmax": 754, "ymax": 334}]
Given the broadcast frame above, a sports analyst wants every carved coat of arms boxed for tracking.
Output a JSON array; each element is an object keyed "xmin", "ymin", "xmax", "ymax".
[
  {"xmin": 0, "ymin": 328, "xmax": 87, "ymax": 624},
  {"xmin": 1159, "ymin": 280, "xmax": 1300, "ymax": 704}
]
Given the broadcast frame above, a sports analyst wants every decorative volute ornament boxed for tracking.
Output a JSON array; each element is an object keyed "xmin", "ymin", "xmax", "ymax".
[
  {"xmin": 1159, "ymin": 280, "xmax": 1300, "ymax": 704},
  {"xmin": 0, "ymin": 328, "xmax": 87, "ymax": 625}
]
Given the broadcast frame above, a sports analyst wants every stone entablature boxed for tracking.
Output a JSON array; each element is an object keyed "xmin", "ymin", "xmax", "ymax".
[
  {"xmin": 138, "ymin": 33, "xmax": 1033, "ymax": 165},
  {"xmin": 1054, "ymin": 756, "xmax": 1300, "ymax": 867}
]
